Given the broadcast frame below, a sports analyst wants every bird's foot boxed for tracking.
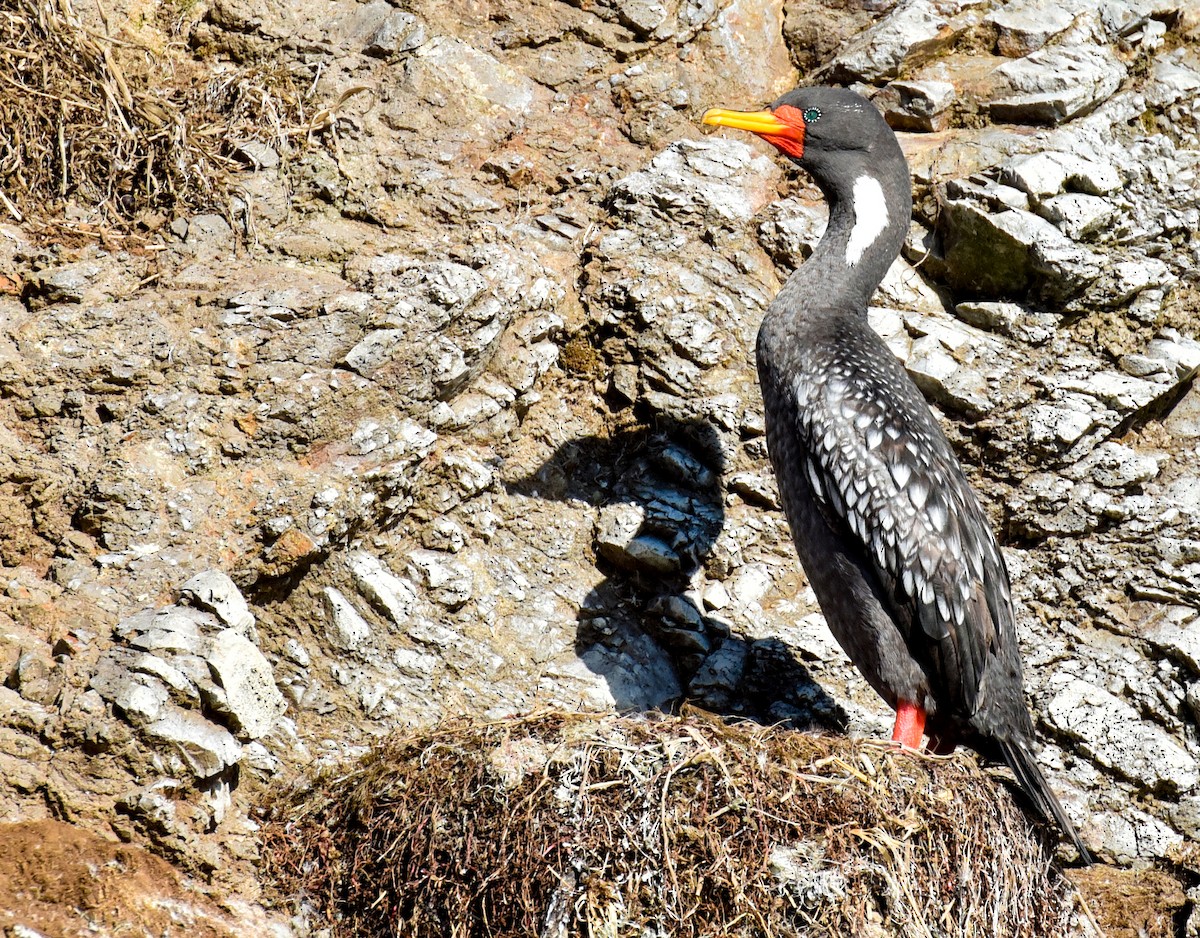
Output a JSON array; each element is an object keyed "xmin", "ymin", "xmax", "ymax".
[{"xmin": 891, "ymin": 700, "xmax": 925, "ymax": 750}]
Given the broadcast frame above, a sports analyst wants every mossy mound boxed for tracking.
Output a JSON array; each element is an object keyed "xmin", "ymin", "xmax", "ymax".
[{"xmin": 261, "ymin": 710, "xmax": 1079, "ymax": 937}]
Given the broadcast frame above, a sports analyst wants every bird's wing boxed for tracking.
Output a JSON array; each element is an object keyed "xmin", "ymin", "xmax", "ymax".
[{"xmin": 793, "ymin": 362, "xmax": 1013, "ymax": 714}]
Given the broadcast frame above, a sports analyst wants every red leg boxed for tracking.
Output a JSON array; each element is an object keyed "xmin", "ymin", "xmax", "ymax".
[{"xmin": 891, "ymin": 700, "xmax": 926, "ymax": 749}]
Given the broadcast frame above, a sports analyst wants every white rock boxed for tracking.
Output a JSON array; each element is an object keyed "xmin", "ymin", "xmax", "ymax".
[
  {"xmin": 1072, "ymin": 441, "xmax": 1161, "ymax": 489},
  {"xmin": 205, "ymin": 629, "xmax": 285, "ymax": 739},
  {"xmin": 1002, "ymin": 152, "xmax": 1069, "ymax": 197},
  {"xmin": 1060, "ymin": 370, "xmax": 1161, "ymax": 413},
  {"xmin": 1037, "ymin": 193, "xmax": 1117, "ymax": 239},
  {"xmin": 991, "ymin": 45, "xmax": 1126, "ymax": 124},
  {"xmin": 90, "ymin": 671, "xmax": 169, "ymax": 726},
  {"xmin": 407, "ymin": 37, "xmax": 540, "ymax": 128},
  {"xmin": 1151, "ymin": 618, "xmax": 1200, "ymax": 677},
  {"xmin": 322, "ymin": 587, "xmax": 373, "ymax": 652},
  {"xmin": 348, "ymin": 551, "xmax": 419, "ymax": 625},
  {"xmin": 1046, "ymin": 680, "xmax": 1197, "ymax": 792},
  {"xmin": 830, "ymin": 0, "xmax": 949, "ymax": 82},
  {"xmin": 144, "ymin": 705, "xmax": 243, "ymax": 778},
  {"xmin": 610, "ymin": 138, "xmax": 779, "ymax": 229},
  {"xmin": 986, "ymin": 0, "xmax": 1075, "ymax": 56},
  {"xmin": 343, "ymin": 329, "xmax": 405, "ymax": 376},
  {"xmin": 1026, "ymin": 397, "xmax": 1096, "ymax": 449},
  {"xmin": 1144, "ymin": 328, "xmax": 1200, "ymax": 376},
  {"xmin": 179, "ymin": 570, "xmax": 255, "ymax": 637},
  {"xmin": 731, "ymin": 562, "xmax": 772, "ymax": 607},
  {"xmin": 1090, "ymin": 804, "xmax": 1184, "ymax": 863},
  {"xmin": 442, "ymin": 450, "xmax": 494, "ymax": 495},
  {"xmin": 406, "ymin": 548, "xmax": 474, "ymax": 609}
]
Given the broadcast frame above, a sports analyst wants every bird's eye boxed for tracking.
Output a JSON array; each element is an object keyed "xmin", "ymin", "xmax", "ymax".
[{"xmin": 803, "ymin": 107, "xmax": 822, "ymax": 123}]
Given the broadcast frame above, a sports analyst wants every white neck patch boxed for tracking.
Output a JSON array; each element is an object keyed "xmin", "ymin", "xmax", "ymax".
[{"xmin": 845, "ymin": 174, "xmax": 890, "ymax": 267}]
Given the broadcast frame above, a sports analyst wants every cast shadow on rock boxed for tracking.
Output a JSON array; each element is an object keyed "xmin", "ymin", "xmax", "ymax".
[{"xmin": 509, "ymin": 412, "xmax": 845, "ymax": 732}]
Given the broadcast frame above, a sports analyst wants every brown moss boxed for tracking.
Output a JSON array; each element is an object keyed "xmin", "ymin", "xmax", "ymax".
[
  {"xmin": 260, "ymin": 710, "xmax": 1078, "ymax": 938},
  {"xmin": 0, "ymin": 0, "xmax": 307, "ymax": 233},
  {"xmin": 1068, "ymin": 865, "xmax": 1186, "ymax": 938},
  {"xmin": 559, "ymin": 333, "xmax": 606, "ymax": 376}
]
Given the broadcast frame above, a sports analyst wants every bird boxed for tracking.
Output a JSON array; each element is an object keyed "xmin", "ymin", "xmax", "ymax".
[{"xmin": 702, "ymin": 86, "xmax": 1090, "ymax": 862}]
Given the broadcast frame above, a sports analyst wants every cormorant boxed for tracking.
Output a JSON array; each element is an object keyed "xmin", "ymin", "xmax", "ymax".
[{"xmin": 703, "ymin": 86, "xmax": 1090, "ymax": 862}]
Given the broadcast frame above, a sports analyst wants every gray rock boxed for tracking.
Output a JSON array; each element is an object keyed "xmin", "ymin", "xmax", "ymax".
[
  {"xmin": 829, "ymin": 0, "xmax": 950, "ymax": 83},
  {"xmin": 939, "ymin": 198, "xmax": 1099, "ymax": 301},
  {"xmin": 233, "ymin": 140, "xmax": 280, "ymax": 170},
  {"xmin": 1037, "ymin": 193, "xmax": 1117, "ymax": 240},
  {"xmin": 575, "ymin": 624, "xmax": 682, "ymax": 711},
  {"xmin": 986, "ymin": 0, "xmax": 1076, "ymax": 56},
  {"xmin": 6, "ymin": 652, "xmax": 60, "ymax": 705},
  {"xmin": 179, "ymin": 570, "xmax": 256, "ymax": 637},
  {"xmin": 609, "ymin": 138, "xmax": 779, "ymax": 234},
  {"xmin": 406, "ymin": 548, "xmax": 474, "ymax": 609},
  {"xmin": 322, "ymin": 587, "xmax": 373, "ymax": 652},
  {"xmin": 954, "ymin": 301, "xmax": 1057, "ymax": 345},
  {"xmin": 688, "ymin": 639, "xmax": 748, "ymax": 709},
  {"xmin": 343, "ymin": 258, "xmax": 525, "ymax": 405},
  {"xmin": 364, "ymin": 10, "xmax": 426, "ymax": 57},
  {"xmin": 596, "ymin": 502, "xmax": 679, "ymax": 574},
  {"xmin": 26, "ymin": 261, "xmax": 103, "ymax": 305},
  {"xmin": 990, "ymin": 45, "xmax": 1126, "ymax": 124},
  {"xmin": 1046, "ymin": 680, "xmax": 1197, "ymax": 793},
  {"xmin": 186, "ymin": 214, "xmax": 234, "ymax": 246},
  {"xmin": 757, "ymin": 198, "xmax": 825, "ymax": 265},
  {"xmin": 728, "ymin": 471, "xmax": 780, "ymax": 509},
  {"xmin": 881, "ymin": 79, "xmax": 957, "ymax": 132},
  {"xmin": 144, "ymin": 705, "xmax": 242, "ymax": 778},
  {"xmin": 89, "ymin": 664, "xmax": 170, "ymax": 726},
  {"xmin": 204, "ymin": 629, "xmax": 285, "ymax": 739},
  {"xmin": 1168, "ymin": 792, "xmax": 1200, "ymax": 841}
]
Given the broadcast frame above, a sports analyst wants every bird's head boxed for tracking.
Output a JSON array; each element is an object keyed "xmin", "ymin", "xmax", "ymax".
[{"xmin": 702, "ymin": 86, "xmax": 891, "ymax": 172}]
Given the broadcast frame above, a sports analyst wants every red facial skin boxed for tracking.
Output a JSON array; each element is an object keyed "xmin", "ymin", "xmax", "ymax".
[{"xmin": 759, "ymin": 104, "xmax": 807, "ymax": 160}]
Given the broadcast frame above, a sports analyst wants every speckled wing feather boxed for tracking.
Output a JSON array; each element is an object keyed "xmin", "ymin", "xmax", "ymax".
[{"xmin": 789, "ymin": 324, "xmax": 1014, "ymax": 717}]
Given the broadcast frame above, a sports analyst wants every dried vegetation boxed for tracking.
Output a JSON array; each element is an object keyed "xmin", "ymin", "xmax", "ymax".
[
  {"xmin": 261, "ymin": 710, "xmax": 1078, "ymax": 937},
  {"xmin": 0, "ymin": 0, "xmax": 306, "ymax": 232}
]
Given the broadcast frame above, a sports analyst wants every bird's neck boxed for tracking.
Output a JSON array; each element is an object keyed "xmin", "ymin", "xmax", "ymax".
[{"xmin": 774, "ymin": 156, "xmax": 911, "ymax": 317}]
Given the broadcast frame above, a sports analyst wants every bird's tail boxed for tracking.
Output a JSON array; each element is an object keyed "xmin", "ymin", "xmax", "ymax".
[{"xmin": 997, "ymin": 736, "xmax": 1092, "ymax": 865}]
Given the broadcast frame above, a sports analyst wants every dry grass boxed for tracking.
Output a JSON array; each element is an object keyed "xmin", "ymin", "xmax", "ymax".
[
  {"xmin": 260, "ymin": 710, "xmax": 1079, "ymax": 937},
  {"xmin": 0, "ymin": 0, "xmax": 307, "ymax": 232}
]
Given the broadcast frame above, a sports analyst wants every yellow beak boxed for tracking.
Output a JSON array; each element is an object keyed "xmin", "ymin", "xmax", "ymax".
[{"xmin": 701, "ymin": 107, "xmax": 795, "ymax": 136}]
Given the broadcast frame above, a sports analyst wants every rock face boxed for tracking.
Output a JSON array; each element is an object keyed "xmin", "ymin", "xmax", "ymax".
[{"xmin": 2, "ymin": 0, "xmax": 1200, "ymax": 931}]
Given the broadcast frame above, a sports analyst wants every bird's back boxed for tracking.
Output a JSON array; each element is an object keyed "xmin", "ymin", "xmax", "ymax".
[{"xmin": 757, "ymin": 305, "xmax": 1032, "ymax": 740}]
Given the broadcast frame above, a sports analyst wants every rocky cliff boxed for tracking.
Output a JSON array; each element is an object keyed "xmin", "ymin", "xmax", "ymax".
[{"xmin": 1, "ymin": 0, "xmax": 1199, "ymax": 934}]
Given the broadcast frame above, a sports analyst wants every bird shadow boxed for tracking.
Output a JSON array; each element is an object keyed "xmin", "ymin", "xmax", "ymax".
[{"xmin": 507, "ymin": 409, "xmax": 846, "ymax": 732}]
